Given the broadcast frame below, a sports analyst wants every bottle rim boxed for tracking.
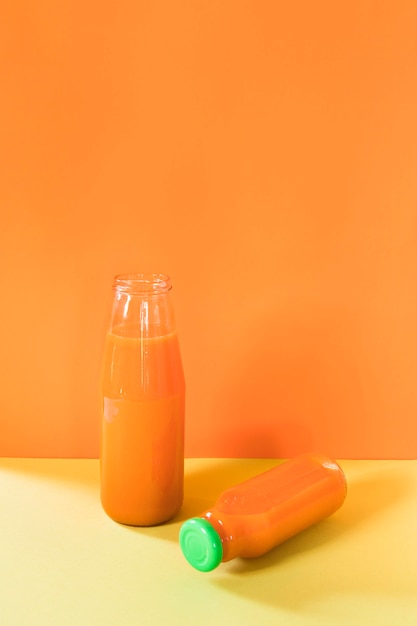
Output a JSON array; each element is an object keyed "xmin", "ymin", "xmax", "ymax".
[{"xmin": 113, "ymin": 273, "xmax": 172, "ymax": 295}]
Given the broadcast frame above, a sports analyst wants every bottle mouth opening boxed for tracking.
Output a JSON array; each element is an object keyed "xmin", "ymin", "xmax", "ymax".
[{"xmin": 113, "ymin": 273, "xmax": 172, "ymax": 294}]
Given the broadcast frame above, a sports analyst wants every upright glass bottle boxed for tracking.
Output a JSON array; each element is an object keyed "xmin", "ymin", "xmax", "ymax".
[{"xmin": 100, "ymin": 273, "xmax": 185, "ymax": 526}]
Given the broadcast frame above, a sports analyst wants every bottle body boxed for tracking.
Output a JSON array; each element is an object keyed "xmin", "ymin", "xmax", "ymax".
[
  {"xmin": 179, "ymin": 454, "xmax": 346, "ymax": 571},
  {"xmin": 100, "ymin": 274, "xmax": 185, "ymax": 526}
]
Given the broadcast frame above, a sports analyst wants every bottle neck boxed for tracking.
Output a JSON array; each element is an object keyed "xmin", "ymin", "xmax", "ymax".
[
  {"xmin": 203, "ymin": 511, "xmax": 244, "ymax": 562},
  {"xmin": 109, "ymin": 273, "xmax": 176, "ymax": 338}
]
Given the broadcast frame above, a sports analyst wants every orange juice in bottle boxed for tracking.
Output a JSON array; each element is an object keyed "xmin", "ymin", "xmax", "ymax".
[
  {"xmin": 100, "ymin": 273, "xmax": 185, "ymax": 526},
  {"xmin": 179, "ymin": 454, "xmax": 346, "ymax": 571}
]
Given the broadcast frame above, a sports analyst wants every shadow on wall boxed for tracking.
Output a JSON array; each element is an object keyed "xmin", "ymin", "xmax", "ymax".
[{"xmin": 213, "ymin": 301, "xmax": 366, "ymax": 458}]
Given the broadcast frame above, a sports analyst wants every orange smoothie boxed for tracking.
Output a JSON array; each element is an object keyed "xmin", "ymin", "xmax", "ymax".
[{"xmin": 100, "ymin": 327, "xmax": 185, "ymax": 526}]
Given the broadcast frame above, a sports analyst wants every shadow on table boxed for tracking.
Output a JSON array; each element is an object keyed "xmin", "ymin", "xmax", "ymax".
[
  {"xmin": 0, "ymin": 457, "xmax": 99, "ymax": 491},
  {"xmin": 123, "ymin": 460, "xmax": 413, "ymax": 557}
]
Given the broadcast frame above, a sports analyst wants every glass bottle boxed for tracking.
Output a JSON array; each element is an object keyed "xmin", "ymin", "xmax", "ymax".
[
  {"xmin": 100, "ymin": 273, "xmax": 185, "ymax": 526},
  {"xmin": 179, "ymin": 454, "xmax": 347, "ymax": 571}
]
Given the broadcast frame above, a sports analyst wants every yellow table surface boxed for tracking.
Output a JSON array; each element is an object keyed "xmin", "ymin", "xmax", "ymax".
[{"xmin": 0, "ymin": 458, "xmax": 416, "ymax": 625}]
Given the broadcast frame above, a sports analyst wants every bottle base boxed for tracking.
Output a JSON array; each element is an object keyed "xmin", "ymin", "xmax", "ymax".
[{"xmin": 101, "ymin": 499, "xmax": 183, "ymax": 527}]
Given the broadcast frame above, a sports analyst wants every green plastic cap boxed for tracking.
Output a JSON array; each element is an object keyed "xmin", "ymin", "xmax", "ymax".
[{"xmin": 179, "ymin": 518, "xmax": 223, "ymax": 572}]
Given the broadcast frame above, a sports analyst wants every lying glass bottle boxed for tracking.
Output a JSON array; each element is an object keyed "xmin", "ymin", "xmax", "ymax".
[{"xmin": 179, "ymin": 453, "xmax": 347, "ymax": 571}]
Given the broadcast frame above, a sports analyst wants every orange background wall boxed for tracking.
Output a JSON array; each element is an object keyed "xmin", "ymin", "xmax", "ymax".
[{"xmin": 1, "ymin": 1, "xmax": 416, "ymax": 459}]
